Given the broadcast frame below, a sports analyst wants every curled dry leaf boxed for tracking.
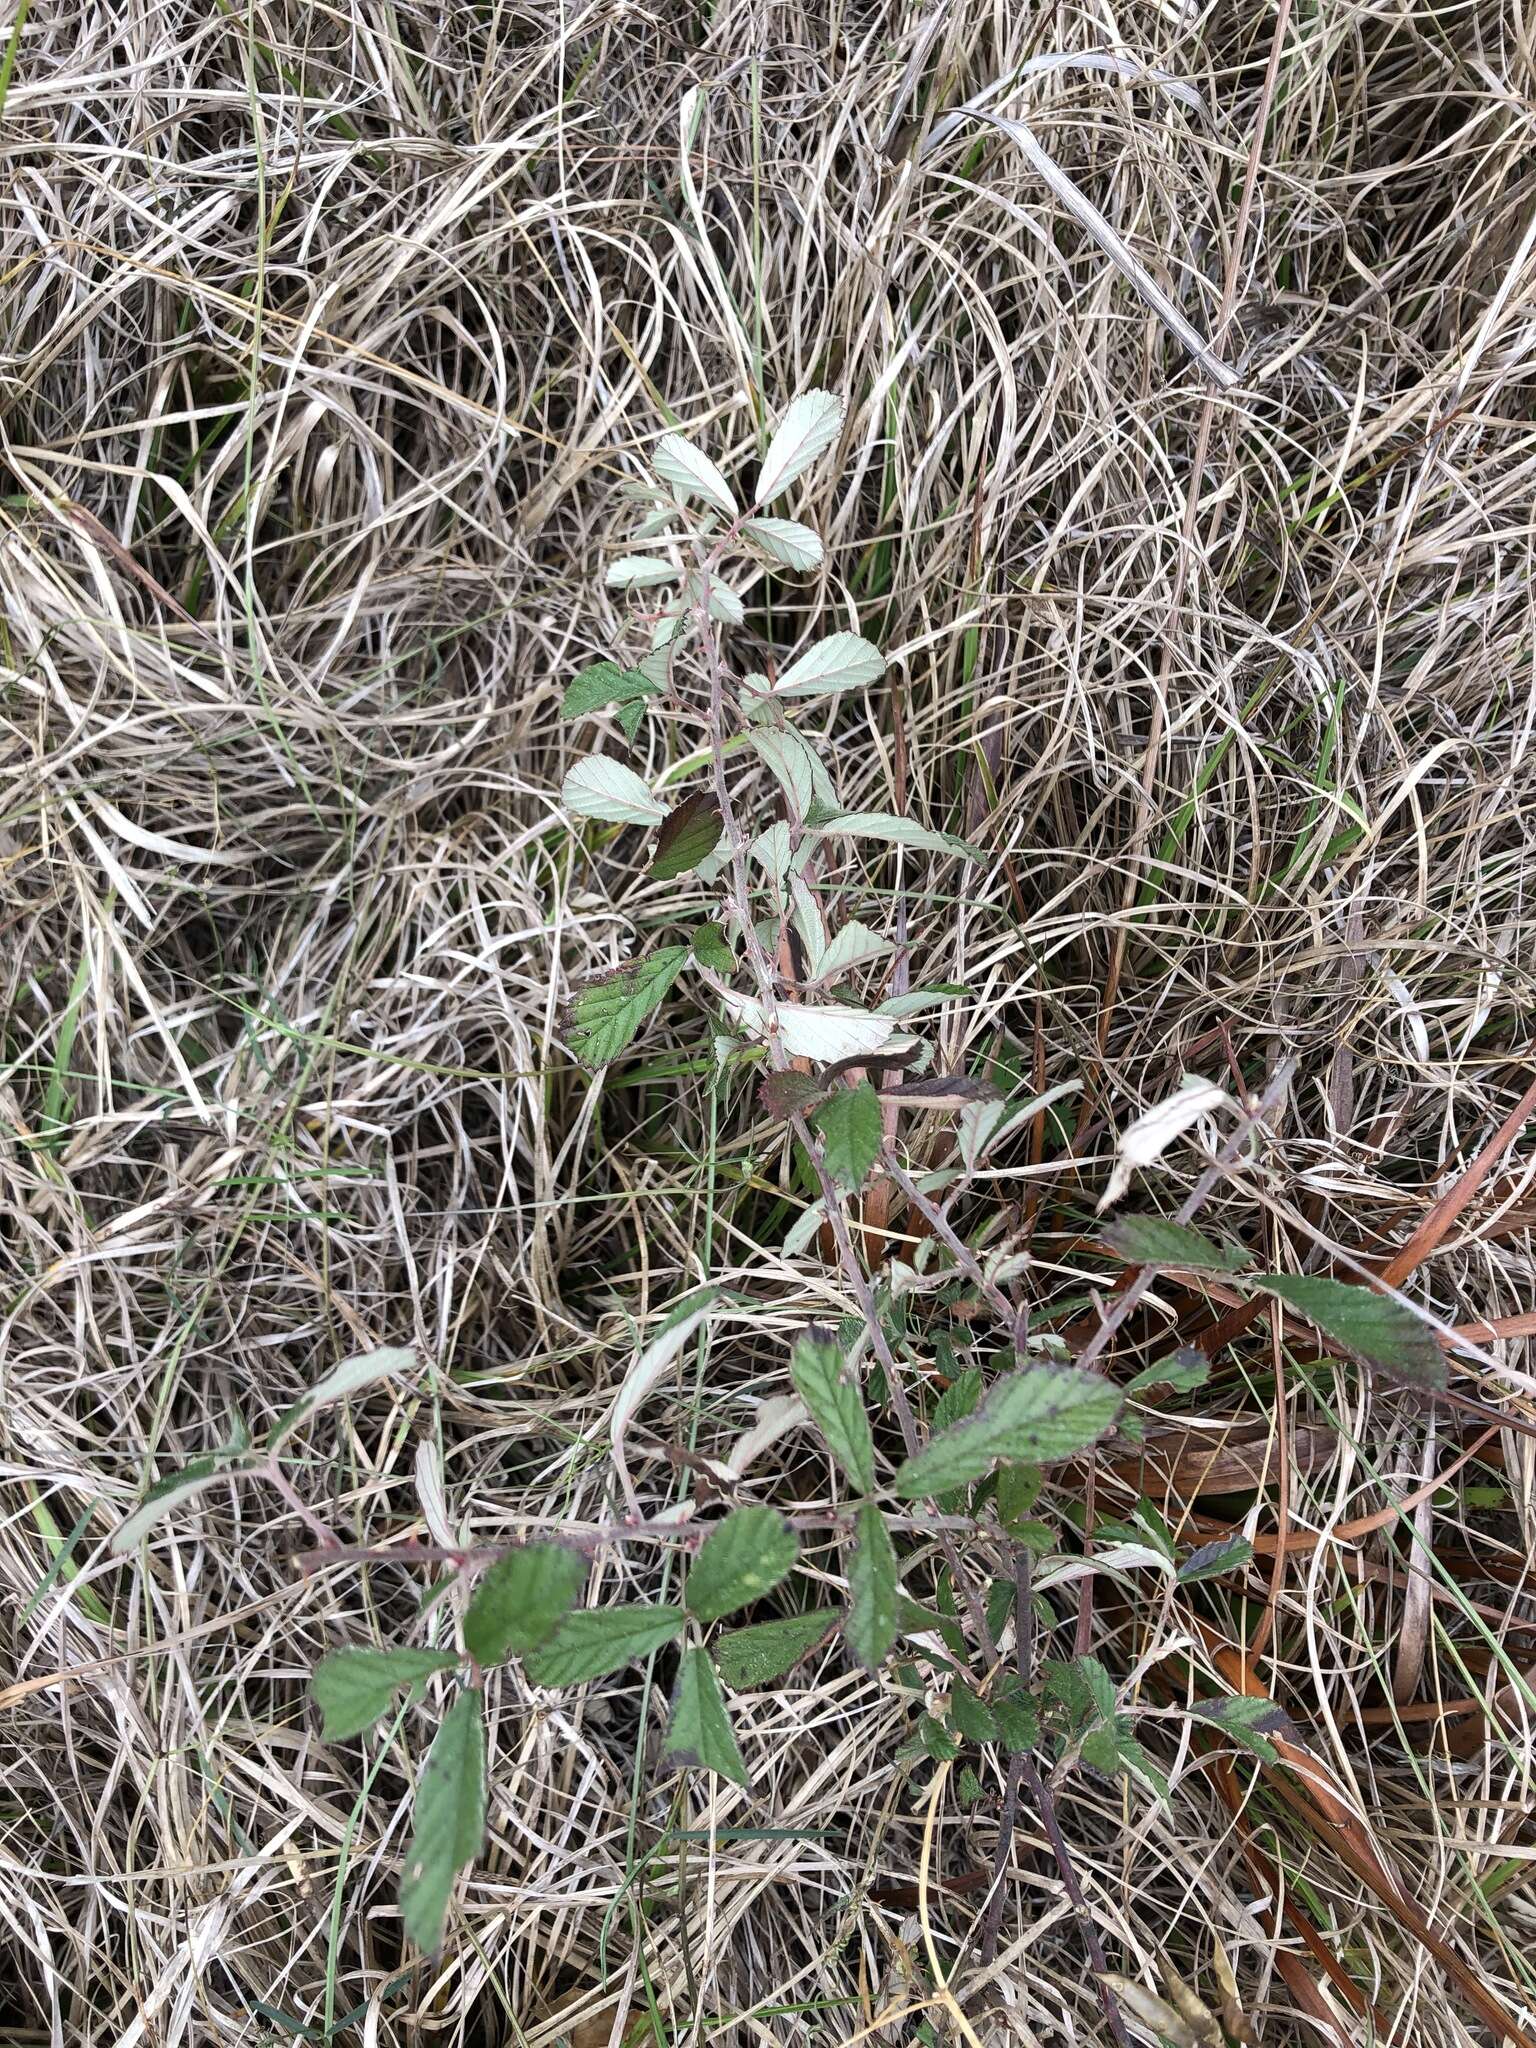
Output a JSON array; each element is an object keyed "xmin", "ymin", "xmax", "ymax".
[
  {"xmin": 879, "ymin": 1074, "xmax": 1002, "ymax": 1109},
  {"xmin": 1097, "ymin": 1076, "xmax": 1237, "ymax": 1213}
]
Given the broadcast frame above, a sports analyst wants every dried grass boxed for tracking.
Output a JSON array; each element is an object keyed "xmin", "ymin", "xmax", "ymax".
[{"xmin": 3, "ymin": 0, "xmax": 1535, "ymax": 2041}]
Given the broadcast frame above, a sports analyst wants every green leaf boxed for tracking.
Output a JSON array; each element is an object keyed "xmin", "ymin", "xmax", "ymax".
[
  {"xmin": 652, "ymin": 430, "xmax": 737, "ymax": 517},
  {"xmin": 931, "ymin": 1368, "xmax": 984, "ymax": 1513},
  {"xmin": 605, "ymin": 555, "xmax": 679, "ymax": 589},
  {"xmin": 1124, "ymin": 1346, "xmax": 1211, "ymax": 1397},
  {"xmin": 661, "ymin": 1648, "xmax": 751, "ymax": 1786},
  {"xmin": 617, "ymin": 697, "xmax": 647, "ymax": 742},
  {"xmin": 957, "ymin": 1765, "xmax": 983, "ymax": 1806},
  {"xmin": 686, "ymin": 1507, "xmax": 799, "ymax": 1623},
  {"xmin": 1190, "ymin": 1692, "xmax": 1289, "ymax": 1762},
  {"xmin": 268, "ymin": 1343, "xmax": 416, "ymax": 1450},
  {"xmin": 846, "ymin": 1504, "xmax": 898, "ymax": 1670},
  {"xmin": 463, "ymin": 1545, "xmax": 586, "ymax": 1666},
  {"xmin": 1257, "ymin": 1274, "xmax": 1446, "ymax": 1387},
  {"xmin": 523, "ymin": 1605, "xmax": 686, "ymax": 1687},
  {"xmin": 931, "ymin": 1367, "xmax": 983, "ymax": 1434},
  {"xmin": 817, "ymin": 812, "xmax": 983, "ymax": 862},
  {"xmin": 950, "ymin": 1684, "xmax": 998, "ymax": 1744},
  {"xmin": 562, "ymin": 756, "xmax": 667, "ymax": 826},
  {"xmin": 564, "ymin": 947, "xmax": 689, "ymax": 1069},
  {"xmin": 893, "ymin": 1367, "xmax": 1121, "ymax": 1497},
  {"xmin": 689, "ymin": 922, "xmax": 735, "ymax": 976},
  {"xmin": 917, "ymin": 1712, "xmax": 961, "ymax": 1761},
  {"xmin": 790, "ymin": 1335, "xmax": 876, "ymax": 1494},
  {"xmin": 757, "ymin": 632, "xmax": 885, "ymax": 700},
  {"xmin": 1113, "ymin": 1727, "xmax": 1171, "ymax": 1802},
  {"xmin": 1078, "ymin": 1656, "xmax": 1118, "ymax": 1723},
  {"xmin": 755, "ymin": 390, "xmax": 844, "ymax": 505},
  {"xmin": 1177, "ymin": 1535, "xmax": 1254, "ymax": 1584},
  {"xmin": 748, "ymin": 725, "xmax": 838, "ymax": 818},
  {"xmin": 741, "ymin": 516, "xmax": 823, "ymax": 571},
  {"xmin": 812, "ymin": 919, "xmax": 892, "ymax": 980},
  {"xmin": 992, "ymin": 1694, "xmax": 1039, "ymax": 1754},
  {"xmin": 399, "ymin": 1688, "xmax": 486, "ymax": 1953},
  {"xmin": 995, "ymin": 1465, "xmax": 1043, "ymax": 1527},
  {"xmin": 813, "ymin": 1081, "xmax": 882, "ymax": 1188},
  {"xmin": 650, "ymin": 791, "xmax": 722, "ymax": 880},
  {"xmin": 1080, "ymin": 1725, "xmax": 1123, "ymax": 1776},
  {"xmin": 561, "ymin": 659, "xmax": 658, "ymax": 722},
  {"xmin": 310, "ymin": 1647, "xmax": 459, "ymax": 1740},
  {"xmin": 713, "ymin": 1611, "xmax": 834, "ymax": 1688},
  {"xmin": 109, "ymin": 1454, "xmax": 248, "ymax": 1553},
  {"xmin": 1043, "ymin": 1656, "xmax": 1114, "ymax": 1733},
  {"xmin": 1100, "ymin": 1216, "xmax": 1251, "ymax": 1272}
]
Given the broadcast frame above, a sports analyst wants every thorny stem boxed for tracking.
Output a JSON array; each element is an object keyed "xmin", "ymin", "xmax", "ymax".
[
  {"xmin": 1018, "ymin": 1754, "xmax": 1131, "ymax": 2048},
  {"xmin": 687, "ymin": 549, "xmax": 998, "ymax": 1661},
  {"xmin": 878, "ymin": 1145, "xmax": 1020, "ymax": 1330},
  {"xmin": 265, "ymin": 1462, "xmax": 339, "ymax": 1546}
]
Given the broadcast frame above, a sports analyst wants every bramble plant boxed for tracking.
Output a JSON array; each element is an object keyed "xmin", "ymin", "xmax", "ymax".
[{"xmin": 113, "ymin": 393, "xmax": 1448, "ymax": 1966}]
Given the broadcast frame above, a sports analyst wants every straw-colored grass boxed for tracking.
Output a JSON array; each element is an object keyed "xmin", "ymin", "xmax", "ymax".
[{"xmin": 3, "ymin": 0, "xmax": 1535, "ymax": 2041}]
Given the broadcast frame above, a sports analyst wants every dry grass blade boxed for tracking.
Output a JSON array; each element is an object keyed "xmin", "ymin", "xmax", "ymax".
[{"xmin": 3, "ymin": 0, "xmax": 1536, "ymax": 2042}]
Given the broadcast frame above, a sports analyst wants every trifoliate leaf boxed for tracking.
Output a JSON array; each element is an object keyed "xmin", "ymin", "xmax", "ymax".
[
  {"xmin": 713, "ymin": 1611, "xmax": 835, "ymax": 1688},
  {"xmin": 755, "ymin": 390, "xmax": 844, "ymax": 505},
  {"xmin": 846, "ymin": 1504, "xmax": 898, "ymax": 1670},
  {"xmin": 893, "ymin": 1366, "xmax": 1121, "ymax": 1497},
  {"xmin": 790, "ymin": 1335, "xmax": 875, "ymax": 1494},
  {"xmin": 310, "ymin": 1647, "xmax": 459, "ymax": 1740},
  {"xmin": 650, "ymin": 790, "xmax": 723, "ymax": 880},
  {"xmin": 563, "ymin": 946, "xmax": 689, "ymax": 1068},
  {"xmin": 661, "ymin": 1647, "xmax": 751, "ymax": 1786},
  {"xmin": 523, "ymin": 1604, "xmax": 686, "ymax": 1686},
  {"xmin": 399, "ymin": 1688, "xmax": 486, "ymax": 1954},
  {"xmin": 1257, "ymin": 1274, "xmax": 1446, "ymax": 1388},
  {"xmin": 652, "ymin": 431, "xmax": 737, "ymax": 517},
  {"xmin": 562, "ymin": 756, "xmax": 667, "ymax": 826},
  {"xmin": 686, "ymin": 1507, "xmax": 799, "ymax": 1623},
  {"xmin": 463, "ymin": 1545, "xmax": 586, "ymax": 1666},
  {"xmin": 812, "ymin": 1080, "xmax": 882, "ymax": 1187}
]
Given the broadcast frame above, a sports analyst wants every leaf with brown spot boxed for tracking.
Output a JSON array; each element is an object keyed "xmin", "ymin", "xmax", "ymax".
[{"xmin": 758, "ymin": 1070, "xmax": 826, "ymax": 1119}]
